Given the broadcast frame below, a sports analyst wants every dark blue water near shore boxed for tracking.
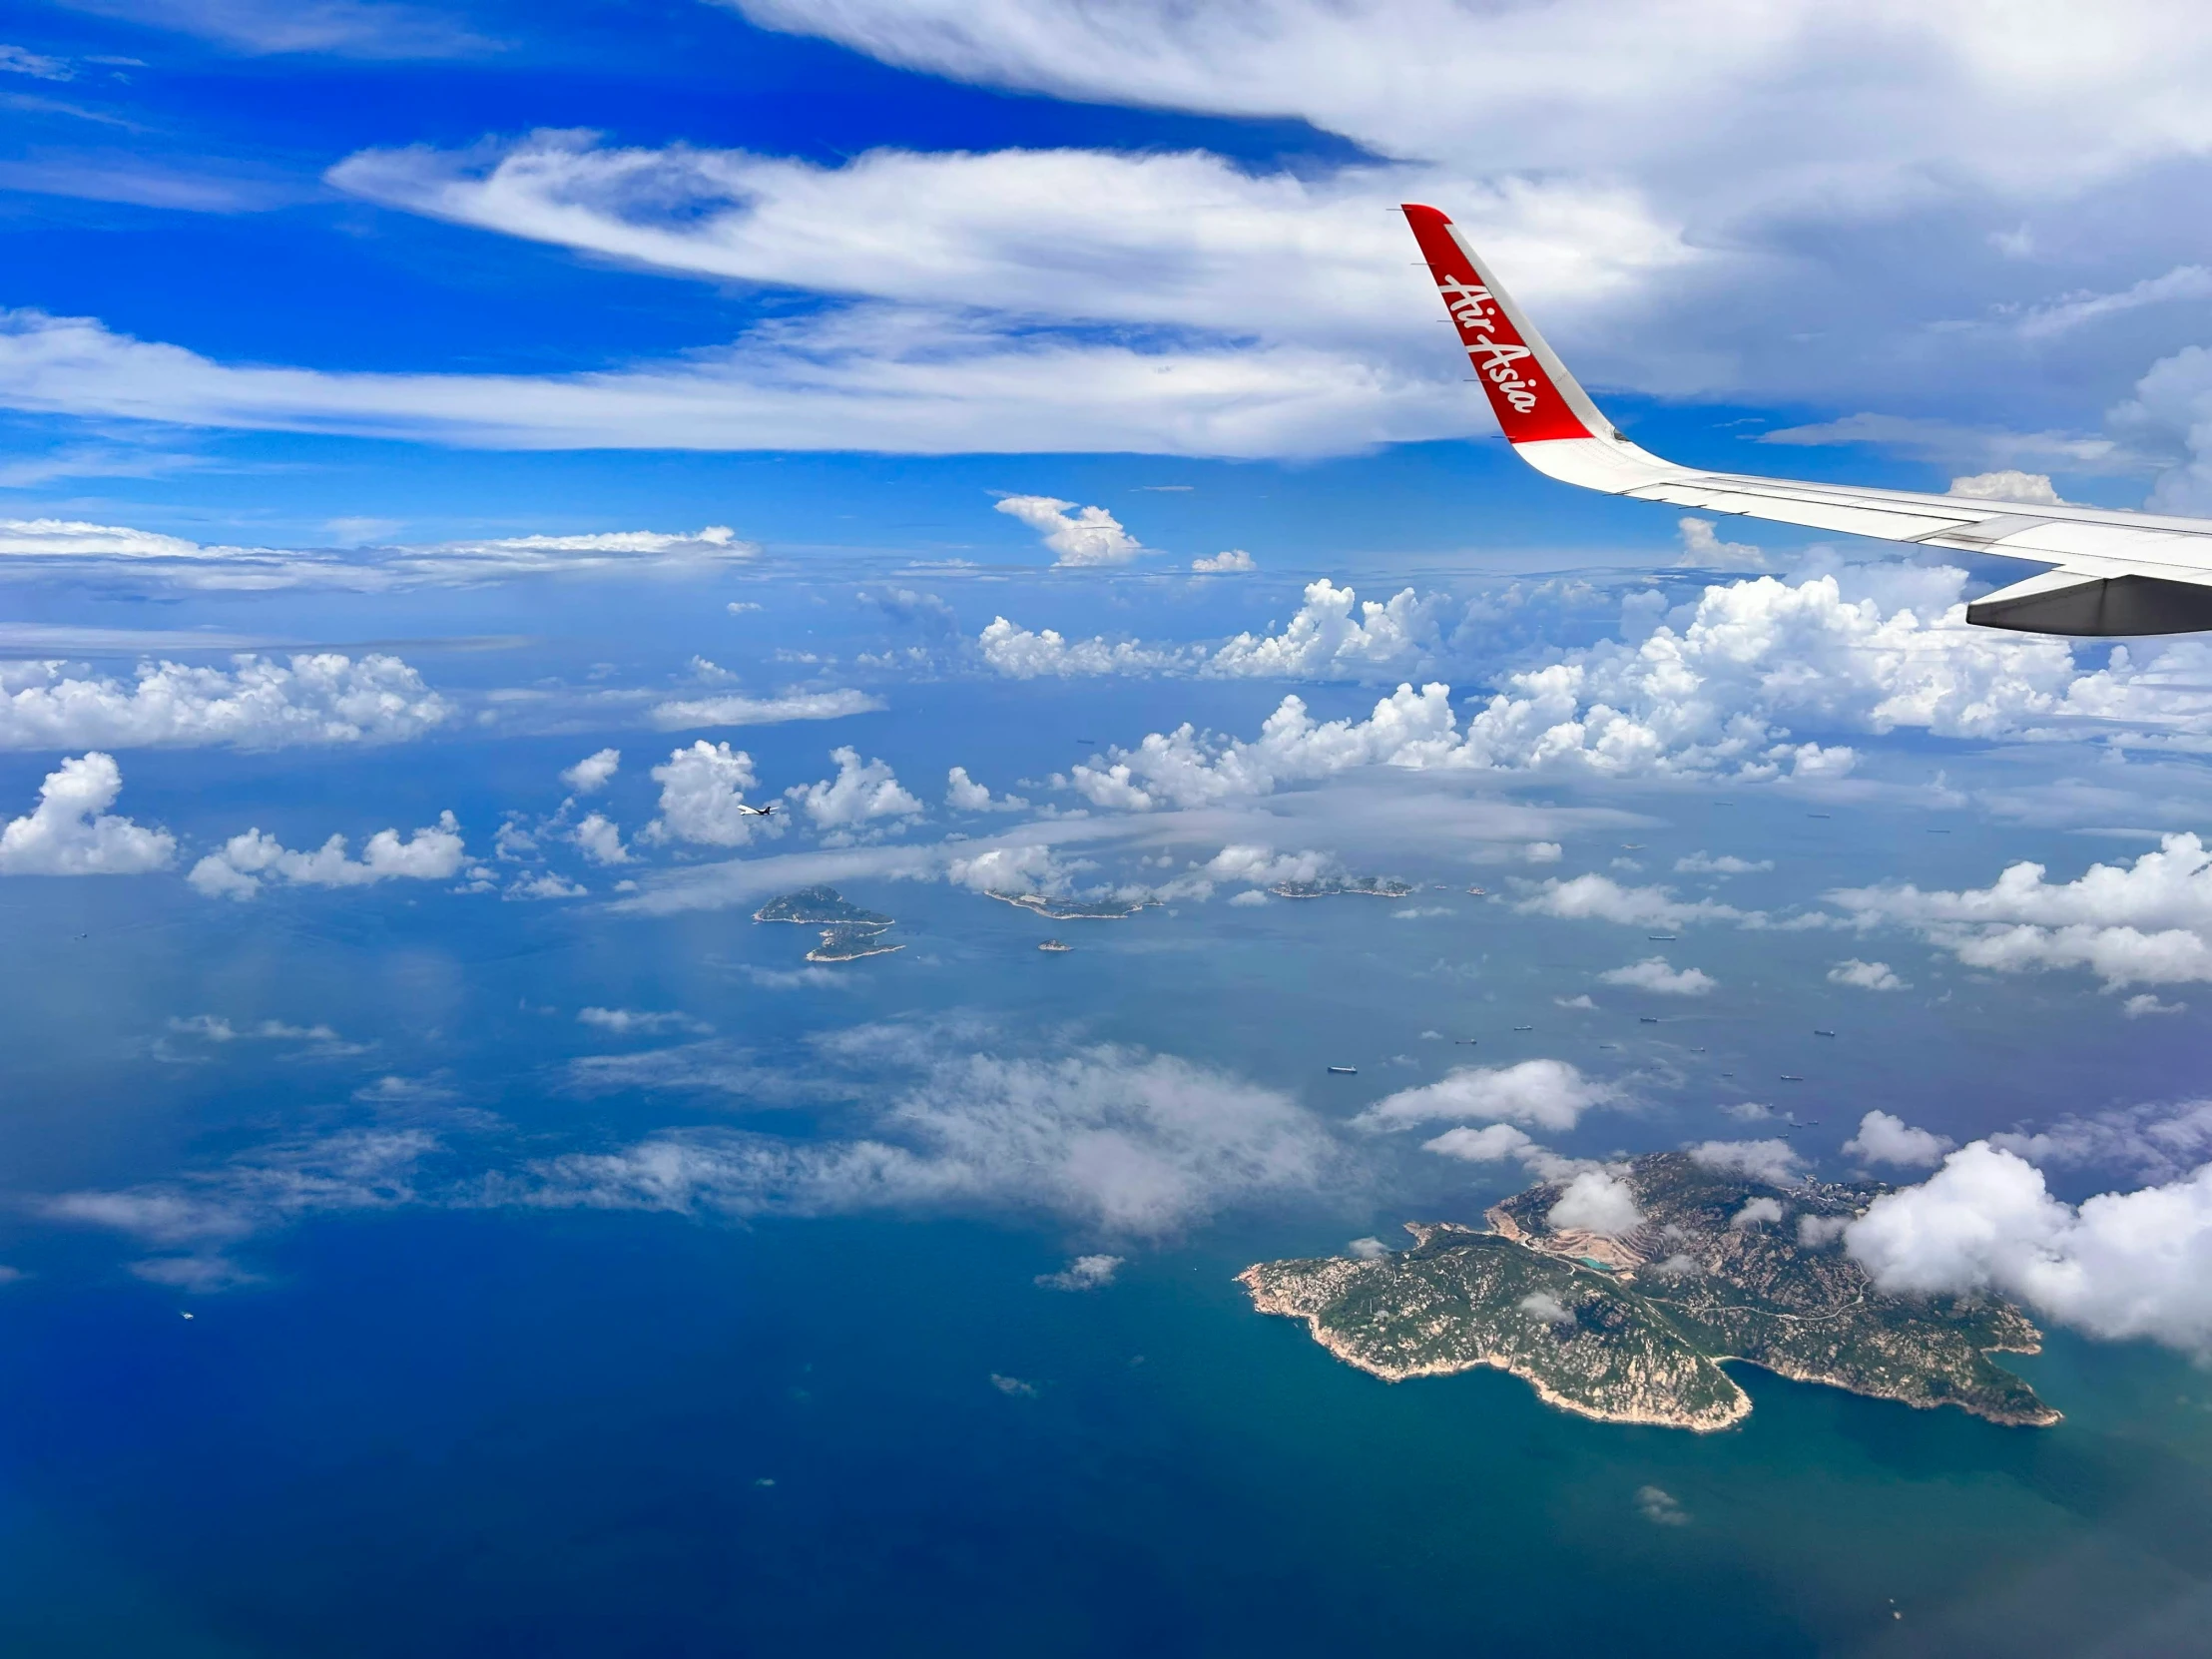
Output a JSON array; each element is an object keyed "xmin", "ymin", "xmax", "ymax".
[{"xmin": 1, "ymin": 1210, "xmax": 2207, "ymax": 1657}]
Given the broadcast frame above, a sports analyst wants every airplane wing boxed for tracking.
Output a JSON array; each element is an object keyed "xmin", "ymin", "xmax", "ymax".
[{"xmin": 1401, "ymin": 202, "xmax": 2212, "ymax": 636}]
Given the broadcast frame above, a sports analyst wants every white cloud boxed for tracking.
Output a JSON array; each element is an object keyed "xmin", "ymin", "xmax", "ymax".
[
  {"xmin": 1208, "ymin": 579, "xmax": 1449, "ymax": 680},
  {"xmin": 1358, "ymin": 1058, "xmax": 1620, "ymax": 1134},
  {"xmin": 786, "ymin": 747, "xmax": 923, "ymax": 833},
  {"xmin": 1517, "ymin": 874, "xmax": 1754, "ymax": 930},
  {"xmin": 573, "ymin": 813, "xmax": 629, "ymax": 865},
  {"xmin": 1191, "ymin": 549, "xmax": 1255, "ymax": 573},
  {"xmin": 1674, "ymin": 516, "xmax": 1763, "ymax": 570},
  {"xmin": 649, "ymin": 688, "xmax": 884, "ymax": 731},
  {"xmin": 1347, "ymin": 1235, "xmax": 1390, "ymax": 1260},
  {"xmin": 644, "ymin": 741, "xmax": 775, "ymax": 847},
  {"xmin": 1798, "ymin": 1214, "xmax": 1850, "ymax": 1247},
  {"xmin": 1846, "ymin": 1142, "xmax": 2212, "ymax": 1355},
  {"xmin": 0, "ymin": 45, "xmax": 71, "ymax": 80},
  {"xmin": 2124, "ymin": 992, "xmax": 2185, "ymax": 1018},
  {"xmin": 188, "ymin": 812, "xmax": 465, "ymax": 899},
  {"xmin": 1675, "ymin": 851, "xmax": 1771, "ymax": 876},
  {"xmin": 1519, "ymin": 1289, "xmax": 1574, "ymax": 1325},
  {"xmin": 1948, "ymin": 470, "xmax": 2066, "ymax": 505},
  {"xmin": 1420, "ymin": 1123, "xmax": 1537, "ymax": 1162},
  {"xmin": 577, "ymin": 1007, "xmax": 711, "ymax": 1035},
  {"xmin": 0, "ymin": 752, "xmax": 173, "ymax": 874},
  {"xmin": 1036, "ymin": 1253, "xmax": 1122, "ymax": 1290},
  {"xmin": 1842, "ymin": 1110, "xmax": 1955, "ymax": 1168},
  {"xmin": 1546, "ymin": 1169, "xmax": 1643, "ymax": 1236},
  {"xmin": 0, "ymin": 653, "xmax": 450, "ymax": 750},
  {"xmin": 995, "ymin": 495, "xmax": 1145, "ymax": 566},
  {"xmin": 522, "ymin": 1037, "xmax": 1344, "ymax": 1238},
  {"xmin": 1637, "ymin": 1486, "xmax": 1688, "ymax": 1526},
  {"xmin": 1597, "ymin": 955, "xmax": 1716, "ymax": 995},
  {"xmin": 1523, "ymin": 840, "xmax": 1564, "ymax": 864},
  {"xmin": 1554, "ymin": 993, "xmax": 1596, "ymax": 1010},
  {"xmin": 1830, "ymin": 833, "xmax": 2212, "ymax": 987},
  {"xmin": 976, "ymin": 617, "xmax": 1195, "ymax": 679},
  {"xmin": 0, "ymin": 516, "xmax": 758, "ymax": 591},
  {"xmin": 1689, "ymin": 1139, "xmax": 1803, "ymax": 1185},
  {"xmin": 1731, "ymin": 1196, "xmax": 1785, "ymax": 1229},
  {"xmin": 945, "ymin": 765, "xmax": 1030, "ymax": 813},
  {"xmin": 1828, "ymin": 958, "xmax": 1906, "ymax": 991},
  {"xmin": 560, "ymin": 748, "xmax": 619, "ymax": 794}
]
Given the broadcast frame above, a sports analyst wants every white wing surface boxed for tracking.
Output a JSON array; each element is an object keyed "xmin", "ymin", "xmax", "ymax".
[{"xmin": 1403, "ymin": 202, "xmax": 2212, "ymax": 636}]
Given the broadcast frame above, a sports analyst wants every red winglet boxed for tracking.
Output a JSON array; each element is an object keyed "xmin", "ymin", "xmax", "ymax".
[{"xmin": 1402, "ymin": 203, "xmax": 1593, "ymax": 445}]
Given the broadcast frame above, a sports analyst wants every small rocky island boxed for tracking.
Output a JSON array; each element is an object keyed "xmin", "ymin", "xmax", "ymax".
[
  {"xmin": 1270, "ymin": 875, "xmax": 1416, "ymax": 899},
  {"xmin": 985, "ymin": 890, "xmax": 1150, "ymax": 920},
  {"xmin": 754, "ymin": 885, "xmax": 902, "ymax": 962},
  {"xmin": 1241, "ymin": 1152, "xmax": 2056, "ymax": 1431}
]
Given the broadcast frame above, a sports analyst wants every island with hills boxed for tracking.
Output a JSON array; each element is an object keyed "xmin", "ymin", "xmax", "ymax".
[
  {"xmin": 1240, "ymin": 1151, "xmax": 2056, "ymax": 1431},
  {"xmin": 755, "ymin": 885, "xmax": 902, "ymax": 962},
  {"xmin": 1270, "ymin": 875, "xmax": 1416, "ymax": 899}
]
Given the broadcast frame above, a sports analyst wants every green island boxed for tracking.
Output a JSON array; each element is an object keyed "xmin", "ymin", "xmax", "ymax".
[
  {"xmin": 1270, "ymin": 875, "xmax": 1416, "ymax": 899},
  {"xmin": 754, "ymin": 885, "xmax": 893, "ymax": 928},
  {"xmin": 984, "ymin": 890, "xmax": 1150, "ymax": 920},
  {"xmin": 755, "ymin": 886, "xmax": 902, "ymax": 963},
  {"xmin": 1240, "ymin": 1151, "xmax": 2056, "ymax": 1431}
]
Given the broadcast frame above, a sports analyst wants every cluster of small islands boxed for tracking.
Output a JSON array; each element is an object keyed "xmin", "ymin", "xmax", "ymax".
[
  {"xmin": 753, "ymin": 872, "xmax": 1423, "ymax": 962},
  {"xmin": 1242, "ymin": 1153, "xmax": 2057, "ymax": 1430}
]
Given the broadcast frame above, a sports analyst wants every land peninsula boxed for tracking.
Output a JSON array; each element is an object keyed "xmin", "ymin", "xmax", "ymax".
[
  {"xmin": 984, "ymin": 890, "xmax": 1151, "ymax": 920},
  {"xmin": 1241, "ymin": 1151, "xmax": 2056, "ymax": 1431},
  {"xmin": 755, "ymin": 885, "xmax": 902, "ymax": 962}
]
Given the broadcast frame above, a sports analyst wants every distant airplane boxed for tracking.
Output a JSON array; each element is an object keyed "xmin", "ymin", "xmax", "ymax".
[
  {"xmin": 735, "ymin": 803, "xmax": 777, "ymax": 818},
  {"xmin": 1403, "ymin": 203, "xmax": 2212, "ymax": 636}
]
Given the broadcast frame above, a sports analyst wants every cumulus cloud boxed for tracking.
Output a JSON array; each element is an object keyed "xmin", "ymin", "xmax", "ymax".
[
  {"xmin": 995, "ymin": 496, "xmax": 1145, "ymax": 566},
  {"xmin": 1517, "ymin": 875, "xmax": 1754, "ymax": 930},
  {"xmin": 1420, "ymin": 1123, "xmax": 1538, "ymax": 1163},
  {"xmin": 1831, "ymin": 833, "xmax": 2212, "ymax": 987},
  {"xmin": 644, "ymin": 741, "xmax": 776, "ymax": 847},
  {"xmin": 1731, "ymin": 1195, "xmax": 1785, "ymax": 1229},
  {"xmin": 1519, "ymin": 1290, "xmax": 1574, "ymax": 1325},
  {"xmin": 1597, "ymin": 956, "xmax": 1716, "ymax": 995},
  {"xmin": 1829, "ymin": 957, "xmax": 1906, "ymax": 991},
  {"xmin": 0, "ymin": 752, "xmax": 174, "ymax": 874},
  {"xmin": 188, "ymin": 812, "xmax": 466, "ymax": 898},
  {"xmin": 1948, "ymin": 470, "xmax": 2066, "ymax": 505},
  {"xmin": 1036, "ymin": 1253, "xmax": 1123, "ymax": 1290},
  {"xmin": 944, "ymin": 765, "xmax": 1030, "ymax": 813},
  {"xmin": 1846, "ymin": 1143, "xmax": 2212, "ymax": 1354},
  {"xmin": 1191, "ymin": 549, "xmax": 1255, "ymax": 573},
  {"xmin": 785, "ymin": 747, "xmax": 923, "ymax": 833},
  {"xmin": 1359, "ymin": 1059, "xmax": 1620, "ymax": 1134},
  {"xmin": 1347, "ymin": 1236, "xmax": 1390, "ymax": 1260},
  {"xmin": 573, "ymin": 814, "xmax": 629, "ymax": 865},
  {"xmin": 1674, "ymin": 516, "xmax": 1763, "ymax": 570},
  {"xmin": 976, "ymin": 617, "xmax": 1195, "ymax": 678},
  {"xmin": 1035, "ymin": 566, "xmax": 2212, "ymax": 812},
  {"xmin": 649, "ymin": 688, "xmax": 884, "ymax": 731},
  {"xmin": 1689, "ymin": 1139, "xmax": 1803, "ymax": 1185},
  {"xmin": 1842, "ymin": 1110, "xmax": 1955, "ymax": 1168},
  {"xmin": 1546, "ymin": 1169, "xmax": 1643, "ymax": 1236},
  {"xmin": 1208, "ymin": 579, "xmax": 1449, "ymax": 680},
  {"xmin": 0, "ymin": 653, "xmax": 451, "ymax": 750},
  {"xmin": 561, "ymin": 747, "xmax": 619, "ymax": 794},
  {"xmin": 2124, "ymin": 992, "xmax": 2184, "ymax": 1017}
]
